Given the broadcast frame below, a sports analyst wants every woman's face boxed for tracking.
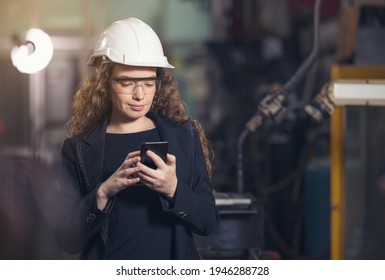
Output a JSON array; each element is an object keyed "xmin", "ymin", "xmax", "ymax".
[{"xmin": 109, "ymin": 64, "xmax": 158, "ymax": 122}]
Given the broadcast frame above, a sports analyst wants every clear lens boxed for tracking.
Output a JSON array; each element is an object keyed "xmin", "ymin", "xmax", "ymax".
[{"xmin": 110, "ymin": 77, "xmax": 162, "ymax": 95}]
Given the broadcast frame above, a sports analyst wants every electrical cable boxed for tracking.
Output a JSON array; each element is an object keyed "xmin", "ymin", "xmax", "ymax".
[
  {"xmin": 245, "ymin": 0, "xmax": 322, "ymax": 132},
  {"xmin": 236, "ymin": 0, "xmax": 324, "ymax": 193}
]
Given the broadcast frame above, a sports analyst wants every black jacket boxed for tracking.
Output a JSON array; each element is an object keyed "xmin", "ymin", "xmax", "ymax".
[{"xmin": 55, "ymin": 113, "xmax": 219, "ymax": 259}]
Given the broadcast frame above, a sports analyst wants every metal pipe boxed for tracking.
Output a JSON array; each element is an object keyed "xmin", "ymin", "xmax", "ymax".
[{"xmin": 237, "ymin": 128, "xmax": 250, "ymax": 193}]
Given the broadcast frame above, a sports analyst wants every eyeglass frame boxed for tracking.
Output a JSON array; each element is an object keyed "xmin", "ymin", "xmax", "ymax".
[{"xmin": 109, "ymin": 76, "xmax": 163, "ymax": 95}]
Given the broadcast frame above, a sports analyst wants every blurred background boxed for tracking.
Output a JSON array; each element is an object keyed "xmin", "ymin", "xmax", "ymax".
[{"xmin": 1, "ymin": 0, "xmax": 385, "ymax": 260}]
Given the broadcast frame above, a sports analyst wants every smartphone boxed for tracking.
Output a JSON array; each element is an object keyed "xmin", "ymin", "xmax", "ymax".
[{"xmin": 140, "ymin": 141, "xmax": 168, "ymax": 169}]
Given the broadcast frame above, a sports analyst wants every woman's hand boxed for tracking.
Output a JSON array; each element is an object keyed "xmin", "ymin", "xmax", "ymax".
[
  {"xmin": 96, "ymin": 151, "xmax": 142, "ymax": 210},
  {"xmin": 137, "ymin": 150, "xmax": 178, "ymax": 202}
]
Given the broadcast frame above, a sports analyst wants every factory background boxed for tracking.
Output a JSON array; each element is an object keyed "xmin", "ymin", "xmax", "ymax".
[{"xmin": 0, "ymin": 0, "xmax": 385, "ymax": 260}]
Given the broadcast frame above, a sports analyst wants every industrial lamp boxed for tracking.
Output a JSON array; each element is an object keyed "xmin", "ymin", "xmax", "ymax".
[{"xmin": 11, "ymin": 28, "xmax": 53, "ymax": 74}]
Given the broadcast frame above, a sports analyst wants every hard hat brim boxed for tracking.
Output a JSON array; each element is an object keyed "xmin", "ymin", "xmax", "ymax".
[{"xmin": 87, "ymin": 54, "xmax": 175, "ymax": 69}]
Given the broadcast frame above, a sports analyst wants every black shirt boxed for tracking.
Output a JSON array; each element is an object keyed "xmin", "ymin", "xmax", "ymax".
[{"xmin": 103, "ymin": 128, "xmax": 174, "ymax": 259}]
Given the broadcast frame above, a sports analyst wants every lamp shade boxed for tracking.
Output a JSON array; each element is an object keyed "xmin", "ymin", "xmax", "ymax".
[{"xmin": 11, "ymin": 28, "xmax": 53, "ymax": 74}]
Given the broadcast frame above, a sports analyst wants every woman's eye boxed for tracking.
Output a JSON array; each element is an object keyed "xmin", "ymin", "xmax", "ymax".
[
  {"xmin": 144, "ymin": 82, "xmax": 155, "ymax": 87},
  {"xmin": 120, "ymin": 81, "xmax": 134, "ymax": 87}
]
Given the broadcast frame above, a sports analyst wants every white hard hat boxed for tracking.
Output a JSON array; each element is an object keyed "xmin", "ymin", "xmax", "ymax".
[{"xmin": 87, "ymin": 17, "xmax": 174, "ymax": 68}]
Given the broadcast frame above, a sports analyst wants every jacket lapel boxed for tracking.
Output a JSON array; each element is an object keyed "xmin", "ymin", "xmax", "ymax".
[
  {"xmin": 79, "ymin": 119, "xmax": 108, "ymax": 192},
  {"xmin": 148, "ymin": 113, "xmax": 170, "ymax": 143}
]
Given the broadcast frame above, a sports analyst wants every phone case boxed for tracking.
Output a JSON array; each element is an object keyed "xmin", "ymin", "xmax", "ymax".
[{"xmin": 140, "ymin": 141, "xmax": 168, "ymax": 169}]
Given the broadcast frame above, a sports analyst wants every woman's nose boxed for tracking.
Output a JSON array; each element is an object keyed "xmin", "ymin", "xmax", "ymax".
[{"xmin": 132, "ymin": 85, "xmax": 145, "ymax": 100}]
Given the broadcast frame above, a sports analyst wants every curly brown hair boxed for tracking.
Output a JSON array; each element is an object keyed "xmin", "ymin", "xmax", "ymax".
[{"xmin": 65, "ymin": 64, "xmax": 213, "ymax": 176}]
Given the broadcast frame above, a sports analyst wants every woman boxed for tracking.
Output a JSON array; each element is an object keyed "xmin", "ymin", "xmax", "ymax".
[{"xmin": 56, "ymin": 17, "xmax": 219, "ymax": 260}]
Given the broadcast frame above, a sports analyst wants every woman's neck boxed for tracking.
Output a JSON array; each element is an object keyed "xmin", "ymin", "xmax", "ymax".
[{"xmin": 107, "ymin": 116, "xmax": 155, "ymax": 134}]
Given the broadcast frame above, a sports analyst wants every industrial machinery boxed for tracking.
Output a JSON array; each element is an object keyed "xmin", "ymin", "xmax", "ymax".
[{"xmin": 233, "ymin": 0, "xmax": 385, "ymax": 260}]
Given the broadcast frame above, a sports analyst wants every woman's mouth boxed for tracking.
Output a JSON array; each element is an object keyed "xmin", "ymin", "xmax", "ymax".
[{"xmin": 130, "ymin": 104, "xmax": 144, "ymax": 111}]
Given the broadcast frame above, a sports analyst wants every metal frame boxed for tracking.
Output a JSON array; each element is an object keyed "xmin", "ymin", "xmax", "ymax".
[{"xmin": 330, "ymin": 65, "xmax": 385, "ymax": 259}]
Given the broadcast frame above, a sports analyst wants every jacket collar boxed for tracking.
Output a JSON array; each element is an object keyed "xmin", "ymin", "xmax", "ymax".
[{"xmin": 82, "ymin": 118, "xmax": 109, "ymax": 146}]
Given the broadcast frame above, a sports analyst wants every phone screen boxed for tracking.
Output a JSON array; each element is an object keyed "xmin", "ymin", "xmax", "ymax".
[{"xmin": 140, "ymin": 141, "xmax": 168, "ymax": 169}]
